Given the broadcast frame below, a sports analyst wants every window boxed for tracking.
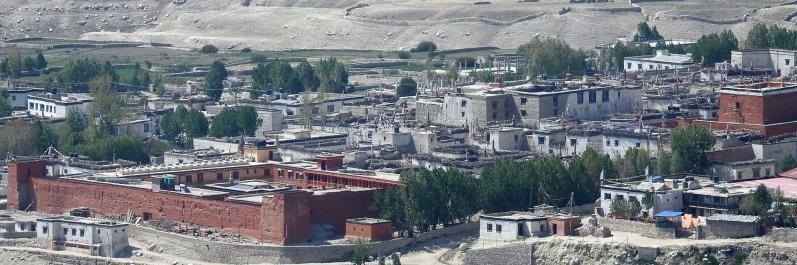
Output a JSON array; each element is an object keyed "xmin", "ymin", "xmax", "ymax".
[
  {"xmin": 616, "ymin": 195, "xmax": 624, "ymax": 200},
  {"xmin": 29, "ymin": 102, "xmax": 34, "ymax": 109},
  {"xmin": 63, "ymin": 228, "xmax": 68, "ymax": 236},
  {"xmin": 735, "ymin": 102, "xmax": 741, "ymax": 110},
  {"xmin": 79, "ymin": 229, "xmax": 85, "ymax": 237},
  {"xmin": 492, "ymin": 112, "xmax": 497, "ymax": 119},
  {"xmin": 461, "ymin": 100, "xmax": 467, "ymax": 107},
  {"xmin": 627, "ymin": 62, "xmax": 632, "ymax": 69},
  {"xmin": 614, "ymin": 140, "xmax": 619, "ymax": 147},
  {"xmin": 786, "ymin": 59, "xmax": 791, "ymax": 66},
  {"xmin": 637, "ymin": 64, "xmax": 642, "ymax": 70},
  {"xmin": 570, "ymin": 139, "xmax": 577, "ymax": 146},
  {"xmin": 514, "ymin": 135, "xmax": 519, "ymax": 141},
  {"xmin": 765, "ymin": 168, "xmax": 772, "ymax": 177},
  {"xmin": 31, "ymin": 224, "xmax": 36, "ymax": 231},
  {"xmin": 521, "ymin": 110, "xmax": 527, "ymax": 117},
  {"xmin": 11, "ymin": 95, "xmax": 15, "ymax": 101},
  {"xmin": 752, "ymin": 167, "xmax": 761, "ymax": 179},
  {"xmin": 520, "ymin": 98, "xmax": 527, "ymax": 105},
  {"xmin": 577, "ymin": 92, "xmax": 584, "ymax": 104},
  {"xmin": 71, "ymin": 228, "xmax": 76, "ymax": 236},
  {"xmin": 42, "ymin": 226, "xmax": 48, "ymax": 234},
  {"xmin": 606, "ymin": 140, "xmax": 611, "ymax": 146},
  {"xmin": 736, "ymin": 171, "xmax": 743, "ymax": 180},
  {"xmin": 635, "ymin": 143, "xmax": 641, "ymax": 148},
  {"xmin": 460, "ymin": 112, "xmax": 465, "ymax": 117},
  {"xmin": 538, "ymin": 137, "xmax": 545, "ymax": 145},
  {"xmin": 589, "ymin": 91, "xmax": 596, "ymax": 103},
  {"xmin": 602, "ymin": 89, "xmax": 609, "ymax": 102},
  {"xmin": 604, "ymin": 193, "xmax": 611, "ymax": 200},
  {"xmin": 327, "ymin": 105, "xmax": 334, "ymax": 112},
  {"xmin": 487, "ymin": 223, "xmax": 493, "ymax": 232},
  {"xmin": 217, "ymin": 172, "xmax": 223, "ymax": 181},
  {"xmin": 312, "ymin": 107, "xmax": 319, "ymax": 114},
  {"xmin": 496, "ymin": 224, "xmax": 502, "ymax": 233}
]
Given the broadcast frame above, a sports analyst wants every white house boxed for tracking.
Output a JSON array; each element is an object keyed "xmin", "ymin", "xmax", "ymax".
[
  {"xmin": 27, "ymin": 93, "xmax": 93, "ymax": 119},
  {"xmin": 5, "ymin": 87, "xmax": 44, "ymax": 109},
  {"xmin": 731, "ymin": 49, "xmax": 797, "ymax": 76},
  {"xmin": 37, "ymin": 216, "xmax": 129, "ymax": 258},
  {"xmin": 479, "ymin": 212, "xmax": 549, "ymax": 241},
  {"xmin": 599, "ymin": 177, "xmax": 695, "ymax": 217},
  {"xmin": 624, "ymin": 50, "xmax": 694, "ymax": 72}
]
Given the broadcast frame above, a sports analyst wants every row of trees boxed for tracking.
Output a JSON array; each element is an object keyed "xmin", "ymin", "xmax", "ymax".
[
  {"xmin": 633, "ymin": 22, "xmax": 664, "ymax": 42},
  {"xmin": 373, "ymin": 149, "xmax": 618, "ymax": 236},
  {"xmin": 57, "ymin": 58, "xmax": 120, "ymax": 92},
  {"xmin": 691, "ymin": 30, "xmax": 738, "ymax": 66},
  {"xmin": 744, "ymin": 23, "xmax": 797, "ymax": 50},
  {"xmin": 0, "ymin": 49, "xmax": 47, "ymax": 79}
]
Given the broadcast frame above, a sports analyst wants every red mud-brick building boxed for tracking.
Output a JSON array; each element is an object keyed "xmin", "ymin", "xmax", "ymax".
[
  {"xmin": 345, "ymin": 218, "xmax": 393, "ymax": 241},
  {"xmin": 688, "ymin": 82, "xmax": 797, "ymax": 138},
  {"xmin": 5, "ymin": 153, "xmax": 400, "ymax": 245}
]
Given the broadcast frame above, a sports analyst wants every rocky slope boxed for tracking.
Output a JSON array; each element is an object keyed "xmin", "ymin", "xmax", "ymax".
[{"xmin": 1, "ymin": 0, "xmax": 796, "ymax": 50}]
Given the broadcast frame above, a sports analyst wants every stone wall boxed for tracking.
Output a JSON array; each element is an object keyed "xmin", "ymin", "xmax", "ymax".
[
  {"xmin": 597, "ymin": 217, "xmax": 674, "ymax": 238},
  {"xmin": 128, "ymin": 222, "xmax": 478, "ymax": 264},
  {"xmin": 770, "ymin": 227, "xmax": 797, "ymax": 242},
  {"xmin": 706, "ymin": 220, "xmax": 760, "ymax": 239}
]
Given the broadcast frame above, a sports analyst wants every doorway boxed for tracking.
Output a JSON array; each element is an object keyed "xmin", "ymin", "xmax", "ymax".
[{"xmin": 552, "ymin": 223, "xmax": 558, "ymax": 235}]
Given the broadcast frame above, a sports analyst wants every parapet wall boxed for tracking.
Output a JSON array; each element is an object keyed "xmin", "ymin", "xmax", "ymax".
[{"xmin": 598, "ymin": 217, "xmax": 675, "ymax": 238}]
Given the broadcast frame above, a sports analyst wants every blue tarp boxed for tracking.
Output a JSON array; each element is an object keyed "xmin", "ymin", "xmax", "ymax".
[{"xmin": 655, "ymin": 211, "xmax": 684, "ymax": 218}]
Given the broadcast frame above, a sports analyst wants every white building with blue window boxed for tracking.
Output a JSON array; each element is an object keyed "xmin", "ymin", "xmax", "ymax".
[{"xmin": 27, "ymin": 93, "xmax": 93, "ymax": 119}]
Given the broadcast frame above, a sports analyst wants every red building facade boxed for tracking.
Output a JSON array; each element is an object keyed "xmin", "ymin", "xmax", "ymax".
[{"xmin": 693, "ymin": 82, "xmax": 797, "ymax": 138}]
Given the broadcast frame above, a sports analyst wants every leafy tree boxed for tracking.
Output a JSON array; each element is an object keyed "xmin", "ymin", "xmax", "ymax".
[
  {"xmin": 396, "ymin": 51, "xmax": 411, "ymax": 59},
  {"xmin": 296, "ymin": 60, "xmax": 320, "ymax": 91},
  {"xmin": 7, "ymin": 48, "xmax": 22, "ymax": 78},
  {"xmin": 671, "ymin": 151, "xmax": 685, "ymax": 174},
  {"xmin": 610, "ymin": 198, "xmax": 629, "ymax": 219},
  {"xmin": 199, "ymin": 44, "xmax": 219, "ymax": 54},
  {"xmin": 642, "ymin": 190, "xmax": 655, "ymax": 213},
  {"xmin": 670, "ymin": 125, "xmax": 715, "ymax": 173},
  {"xmin": 209, "ymin": 106, "xmax": 259, "ymax": 137},
  {"xmin": 0, "ymin": 58, "xmax": 10, "ymax": 77},
  {"xmin": 656, "ymin": 151, "xmax": 671, "ymax": 176},
  {"xmin": 32, "ymin": 121, "xmax": 58, "ymax": 153},
  {"xmin": 161, "ymin": 106, "xmax": 208, "ymax": 146},
  {"xmin": 57, "ymin": 110, "xmax": 88, "ymax": 149},
  {"xmin": 628, "ymin": 199, "xmax": 642, "ymax": 219},
  {"xmin": 204, "ymin": 61, "xmax": 228, "ymax": 100},
  {"xmin": 23, "ymin": 56, "xmax": 36, "ymax": 72},
  {"xmin": 87, "ymin": 75, "xmax": 124, "ymax": 138},
  {"xmin": 352, "ymin": 238, "xmax": 370, "ymax": 265},
  {"xmin": 740, "ymin": 184, "xmax": 772, "ymax": 217},
  {"xmin": 316, "ymin": 57, "xmax": 348, "ymax": 93},
  {"xmin": 518, "ymin": 37, "xmax": 587, "ymax": 77},
  {"xmin": 36, "ymin": 51, "xmax": 47, "ymax": 70},
  {"xmin": 468, "ymin": 70, "xmax": 495, "ymax": 83},
  {"xmin": 745, "ymin": 23, "xmax": 770, "ymax": 49},
  {"xmin": 372, "ymin": 188, "xmax": 409, "ymax": 236},
  {"xmin": 0, "ymin": 120, "xmax": 38, "ymax": 155},
  {"xmin": 395, "ymin": 77, "xmax": 417, "ymax": 97},
  {"xmin": 75, "ymin": 136, "xmax": 150, "ymax": 163},
  {"xmin": 391, "ymin": 253, "xmax": 401, "ymax": 265},
  {"xmin": 691, "ymin": 30, "xmax": 738, "ymax": 66},
  {"xmin": 0, "ymin": 90, "xmax": 12, "ymax": 117},
  {"xmin": 633, "ymin": 22, "xmax": 663, "ymax": 42},
  {"xmin": 410, "ymin": 41, "xmax": 437, "ymax": 53},
  {"xmin": 778, "ymin": 154, "xmax": 797, "ymax": 173}
]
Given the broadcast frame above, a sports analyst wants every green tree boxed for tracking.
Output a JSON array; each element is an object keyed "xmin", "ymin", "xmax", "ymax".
[
  {"xmin": 410, "ymin": 41, "xmax": 437, "ymax": 53},
  {"xmin": 0, "ymin": 120, "xmax": 38, "ymax": 155},
  {"xmin": 656, "ymin": 151, "xmax": 671, "ymax": 176},
  {"xmin": 740, "ymin": 184, "xmax": 772, "ymax": 217},
  {"xmin": 204, "ymin": 61, "xmax": 228, "ymax": 100},
  {"xmin": 635, "ymin": 149, "xmax": 650, "ymax": 175},
  {"xmin": 642, "ymin": 190, "xmax": 655, "ymax": 214},
  {"xmin": 518, "ymin": 37, "xmax": 588, "ymax": 77},
  {"xmin": 670, "ymin": 125, "xmax": 716, "ymax": 173},
  {"xmin": 250, "ymin": 63, "xmax": 269, "ymax": 99},
  {"xmin": 378, "ymin": 254, "xmax": 386, "ymax": 265},
  {"xmin": 316, "ymin": 57, "xmax": 348, "ymax": 93},
  {"xmin": 744, "ymin": 23, "xmax": 770, "ymax": 49},
  {"xmin": 22, "ymin": 56, "xmax": 36, "ymax": 72},
  {"xmin": 352, "ymin": 238, "xmax": 370, "ymax": 265},
  {"xmin": 0, "ymin": 90, "xmax": 12, "ymax": 117},
  {"xmin": 32, "ymin": 121, "xmax": 58, "ymax": 153},
  {"xmin": 87, "ymin": 75, "xmax": 123, "ymax": 138},
  {"xmin": 395, "ymin": 77, "xmax": 417, "ymax": 97},
  {"xmin": 610, "ymin": 198, "xmax": 629, "ymax": 219},
  {"xmin": 633, "ymin": 22, "xmax": 663, "ymax": 42},
  {"xmin": 778, "ymin": 154, "xmax": 797, "ymax": 173},
  {"xmin": 161, "ymin": 106, "xmax": 208, "ymax": 146},
  {"xmin": 296, "ymin": 60, "xmax": 320, "ymax": 91},
  {"xmin": 209, "ymin": 106, "xmax": 259, "ymax": 137},
  {"xmin": 36, "ymin": 51, "xmax": 47, "ymax": 70},
  {"xmin": 396, "ymin": 51, "xmax": 411, "ymax": 59},
  {"xmin": 7, "ymin": 48, "xmax": 22, "ymax": 78},
  {"xmin": 56, "ymin": 110, "xmax": 88, "ymax": 150},
  {"xmin": 628, "ymin": 199, "xmax": 642, "ymax": 219},
  {"xmin": 671, "ymin": 151, "xmax": 685, "ymax": 174},
  {"xmin": 199, "ymin": 44, "xmax": 219, "ymax": 53},
  {"xmin": 692, "ymin": 30, "xmax": 738, "ymax": 66},
  {"xmin": 391, "ymin": 253, "xmax": 401, "ymax": 265}
]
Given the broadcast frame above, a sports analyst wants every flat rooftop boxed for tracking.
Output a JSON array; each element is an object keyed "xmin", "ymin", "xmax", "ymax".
[
  {"xmin": 735, "ymin": 177, "xmax": 797, "ymax": 200},
  {"xmin": 37, "ymin": 216, "xmax": 128, "ymax": 227},
  {"xmin": 481, "ymin": 211, "xmax": 547, "ymax": 221},
  {"xmin": 346, "ymin": 217, "xmax": 391, "ymax": 225},
  {"xmin": 206, "ymin": 180, "xmax": 291, "ymax": 193}
]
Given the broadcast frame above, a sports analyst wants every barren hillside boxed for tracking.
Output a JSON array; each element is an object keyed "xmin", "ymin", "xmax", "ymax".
[{"xmin": 1, "ymin": 0, "xmax": 796, "ymax": 50}]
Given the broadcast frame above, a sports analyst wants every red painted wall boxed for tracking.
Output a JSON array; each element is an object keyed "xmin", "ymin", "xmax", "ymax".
[{"xmin": 310, "ymin": 189, "xmax": 376, "ymax": 234}]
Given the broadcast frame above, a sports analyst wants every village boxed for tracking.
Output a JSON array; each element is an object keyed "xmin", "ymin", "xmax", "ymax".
[{"xmin": 1, "ymin": 1, "xmax": 797, "ymax": 264}]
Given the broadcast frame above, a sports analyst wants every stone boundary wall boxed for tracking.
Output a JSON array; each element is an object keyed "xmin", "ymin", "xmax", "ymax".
[
  {"xmin": 598, "ymin": 217, "xmax": 660, "ymax": 238},
  {"xmin": 770, "ymin": 227, "xmax": 797, "ymax": 242},
  {"xmin": 128, "ymin": 222, "xmax": 478, "ymax": 264}
]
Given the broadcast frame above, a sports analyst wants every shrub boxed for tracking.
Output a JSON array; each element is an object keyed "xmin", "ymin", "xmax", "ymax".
[
  {"xmin": 199, "ymin": 44, "xmax": 219, "ymax": 54},
  {"xmin": 396, "ymin": 51, "xmax": 411, "ymax": 59},
  {"xmin": 410, "ymin": 41, "xmax": 437, "ymax": 53}
]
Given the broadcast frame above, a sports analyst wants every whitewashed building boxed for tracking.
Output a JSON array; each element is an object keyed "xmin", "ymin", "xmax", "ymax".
[
  {"xmin": 624, "ymin": 50, "xmax": 694, "ymax": 72},
  {"xmin": 599, "ymin": 177, "xmax": 695, "ymax": 217},
  {"xmin": 37, "ymin": 216, "xmax": 129, "ymax": 258},
  {"xmin": 27, "ymin": 94, "xmax": 93, "ymax": 119},
  {"xmin": 731, "ymin": 49, "xmax": 797, "ymax": 77},
  {"xmin": 479, "ymin": 212, "xmax": 549, "ymax": 241}
]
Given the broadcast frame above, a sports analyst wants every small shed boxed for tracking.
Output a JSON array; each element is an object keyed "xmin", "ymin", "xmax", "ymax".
[
  {"xmin": 345, "ymin": 218, "xmax": 393, "ymax": 241},
  {"xmin": 705, "ymin": 214, "xmax": 761, "ymax": 238}
]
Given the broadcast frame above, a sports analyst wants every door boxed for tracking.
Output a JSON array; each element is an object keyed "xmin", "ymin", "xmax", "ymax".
[{"xmin": 553, "ymin": 224, "xmax": 558, "ymax": 235}]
